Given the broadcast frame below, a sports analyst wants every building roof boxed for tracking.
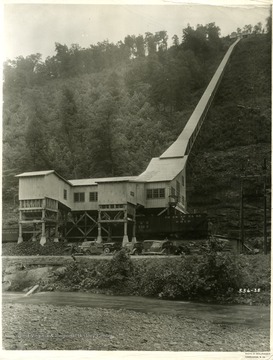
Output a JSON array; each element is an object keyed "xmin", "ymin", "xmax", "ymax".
[
  {"xmin": 16, "ymin": 170, "xmax": 55, "ymax": 177},
  {"xmin": 16, "ymin": 170, "xmax": 71, "ymax": 185},
  {"xmin": 136, "ymin": 156, "xmax": 187, "ymax": 182},
  {"xmin": 69, "ymin": 176, "xmax": 138, "ymax": 186}
]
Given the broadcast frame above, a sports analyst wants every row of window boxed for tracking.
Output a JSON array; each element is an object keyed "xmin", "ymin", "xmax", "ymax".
[
  {"xmin": 74, "ymin": 192, "xmax": 98, "ymax": 203},
  {"xmin": 65, "ymin": 184, "xmax": 184, "ymax": 203},
  {"xmin": 100, "ymin": 204, "xmax": 124, "ymax": 209},
  {"xmin": 146, "ymin": 188, "xmax": 165, "ymax": 199}
]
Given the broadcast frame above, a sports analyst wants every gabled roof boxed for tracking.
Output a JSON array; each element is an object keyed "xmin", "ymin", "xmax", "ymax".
[
  {"xmin": 16, "ymin": 170, "xmax": 55, "ymax": 177},
  {"xmin": 69, "ymin": 176, "xmax": 138, "ymax": 186},
  {"xmin": 16, "ymin": 170, "xmax": 71, "ymax": 185},
  {"xmin": 136, "ymin": 156, "xmax": 187, "ymax": 182}
]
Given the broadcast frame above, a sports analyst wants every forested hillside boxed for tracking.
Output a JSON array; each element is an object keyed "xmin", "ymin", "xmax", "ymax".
[
  {"xmin": 3, "ymin": 20, "xmax": 271, "ymax": 242},
  {"xmin": 187, "ymin": 33, "xmax": 271, "ymax": 241},
  {"xmin": 3, "ymin": 22, "xmax": 227, "ymax": 200}
]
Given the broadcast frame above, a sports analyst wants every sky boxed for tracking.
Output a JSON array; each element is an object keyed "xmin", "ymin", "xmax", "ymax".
[{"xmin": 2, "ymin": 1, "xmax": 271, "ymax": 61}]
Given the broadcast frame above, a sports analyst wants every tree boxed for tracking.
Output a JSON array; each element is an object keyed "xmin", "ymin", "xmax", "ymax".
[
  {"xmin": 3, "ymin": 54, "xmax": 45, "ymax": 89},
  {"xmin": 135, "ymin": 35, "xmax": 145, "ymax": 57},
  {"xmin": 155, "ymin": 30, "xmax": 168, "ymax": 52},
  {"xmin": 182, "ymin": 24, "xmax": 209, "ymax": 59},
  {"xmin": 88, "ymin": 94, "xmax": 118, "ymax": 176},
  {"xmin": 145, "ymin": 32, "xmax": 157, "ymax": 56},
  {"xmin": 253, "ymin": 22, "xmax": 263, "ymax": 34},
  {"xmin": 124, "ymin": 35, "xmax": 137, "ymax": 58},
  {"xmin": 55, "ymin": 43, "xmax": 71, "ymax": 77},
  {"xmin": 266, "ymin": 8, "xmax": 272, "ymax": 39},
  {"xmin": 243, "ymin": 24, "xmax": 253, "ymax": 34},
  {"xmin": 206, "ymin": 23, "xmax": 221, "ymax": 52},
  {"xmin": 172, "ymin": 34, "xmax": 180, "ymax": 47},
  {"xmin": 57, "ymin": 87, "xmax": 85, "ymax": 178}
]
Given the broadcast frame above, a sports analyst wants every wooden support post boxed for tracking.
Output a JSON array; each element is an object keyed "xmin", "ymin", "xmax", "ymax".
[
  {"xmin": 54, "ymin": 212, "xmax": 59, "ymax": 242},
  {"xmin": 107, "ymin": 224, "xmax": 111, "ymax": 242},
  {"xmin": 40, "ymin": 204, "xmax": 46, "ymax": 245},
  {"xmin": 122, "ymin": 207, "xmax": 129, "ymax": 246},
  {"xmin": 132, "ymin": 208, "xmax": 137, "ymax": 243},
  {"xmin": 97, "ymin": 210, "xmax": 103, "ymax": 243},
  {"xmin": 18, "ymin": 210, "xmax": 23, "ymax": 244},
  {"xmin": 40, "ymin": 221, "xmax": 46, "ymax": 246},
  {"xmin": 32, "ymin": 223, "xmax": 37, "ymax": 242},
  {"xmin": 64, "ymin": 212, "xmax": 68, "ymax": 241},
  {"xmin": 84, "ymin": 211, "xmax": 87, "ymax": 241}
]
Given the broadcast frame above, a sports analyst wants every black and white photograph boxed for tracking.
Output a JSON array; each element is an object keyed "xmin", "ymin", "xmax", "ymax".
[{"xmin": 1, "ymin": 0, "xmax": 271, "ymax": 357}]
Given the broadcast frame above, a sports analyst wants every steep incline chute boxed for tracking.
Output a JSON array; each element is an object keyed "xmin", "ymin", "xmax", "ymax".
[{"xmin": 160, "ymin": 38, "xmax": 240, "ymax": 159}]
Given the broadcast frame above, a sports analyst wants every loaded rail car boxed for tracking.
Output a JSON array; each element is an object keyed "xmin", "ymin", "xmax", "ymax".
[{"xmin": 136, "ymin": 212, "xmax": 208, "ymax": 240}]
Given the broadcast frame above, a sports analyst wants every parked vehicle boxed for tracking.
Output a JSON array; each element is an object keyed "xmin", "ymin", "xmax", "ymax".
[
  {"xmin": 78, "ymin": 241, "xmax": 104, "ymax": 255},
  {"xmin": 102, "ymin": 242, "xmax": 122, "ymax": 254},
  {"xmin": 78, "ymin": 241, "xmax": 122, "ymax": 255},
  {"xmin": 124, "ymin": 241, "xmax": 143, "ymax": 255},
  {"xmin": 142, "ymin": 240, "xmax": 177, "ymax": 255}
]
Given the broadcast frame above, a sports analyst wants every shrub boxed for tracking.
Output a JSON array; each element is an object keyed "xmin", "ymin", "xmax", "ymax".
[
  {"xmin": 48, "ymin": 246, "xmax": 269, "ymax": 304},
  {"xmin": 88, "ymin": 249, "xmax": 135, "ymax": 292}
]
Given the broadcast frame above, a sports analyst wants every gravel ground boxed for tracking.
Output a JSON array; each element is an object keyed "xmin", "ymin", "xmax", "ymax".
[{"xmin": 2, "ymin": 303, "xmax": 270, "ymax": 351}]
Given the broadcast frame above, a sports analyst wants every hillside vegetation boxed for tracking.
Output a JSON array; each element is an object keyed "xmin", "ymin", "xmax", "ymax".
[
  {"xmin": 3, "ymin": 23, "xmax": 227, "ymax": 199},
  {"xmin": 2, "ymin": 20, "xmax": 271, "ymax": 242},
  {"xmin": 187, "ymin": 34, "xmax": 271, "ymax": 242}
]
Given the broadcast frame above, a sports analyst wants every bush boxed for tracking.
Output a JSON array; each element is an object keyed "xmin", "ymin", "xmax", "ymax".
[
  {"xmin": 100, "ymin": 249, "xmax": 134, "ymax": 291},
  {"xmin": 133, "ymin": 240, "xmax": 243, "ymax": 302},
  {"xmin": 49, "ymin": 246, "xmax": 269, "ymax": 304}
]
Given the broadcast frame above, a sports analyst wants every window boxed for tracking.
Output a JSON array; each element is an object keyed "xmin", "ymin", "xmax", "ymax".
[
  {"xmin": 63, "ymin": 189, "xmax": 67, "ymax": 200},
  {"xmin": 182, "ymin": 195, "xmax": 185, "ymax": 205},
  {"xmin": 171, "ymin": 187, "xmax": 175, "ymax": 196},
  {"xmin": 146, "ymin": 188, "xmax": 165, "ymax": 199},
  {"xmin": 74, "ymin": 192, "xmax": 85, "ymax": 202},
  {"xmin": 159, "ymin": 189, "xmax": 165, "ymax": 198},
  {"xmin": 130, "ymin": 191, "xmax": 135, "ymax": 197},
  {"xmin": 153, "ymin": 189, "xmax": 159, "ymax": 198},
  {"xmin": 89, "ymin": 192, "xmax": 98, "ymax": 202},
  {"xmin": 182, "ymin": 175, "xmax": 185, "ymax": 186}
]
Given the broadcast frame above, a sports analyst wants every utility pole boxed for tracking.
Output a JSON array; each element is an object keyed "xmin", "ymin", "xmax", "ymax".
[
  {"xmin": 239, "ymin": 178, "xmax": 244, "ymax": 252},
  {"xmin": 263, "ymin": 158, "xmax": 267, "ymax": 255},
  {"xmin": 240, "ymin": 158, "xmax": 269, "ymax": 255}
]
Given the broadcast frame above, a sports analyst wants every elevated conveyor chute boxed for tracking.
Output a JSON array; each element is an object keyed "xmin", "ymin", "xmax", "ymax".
[{"xmin": 160, "ymin": 38, "xmax": 240, "ymax": 159}]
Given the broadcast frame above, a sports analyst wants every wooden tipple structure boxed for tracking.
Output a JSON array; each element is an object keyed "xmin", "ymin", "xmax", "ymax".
[
  {"xmin": 16, "ymin": 159, "xmax": 187, "ymax": 245},
  {"xmin": 16, "ymin": 39, "xmax": 240, "ymax": 245}
]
